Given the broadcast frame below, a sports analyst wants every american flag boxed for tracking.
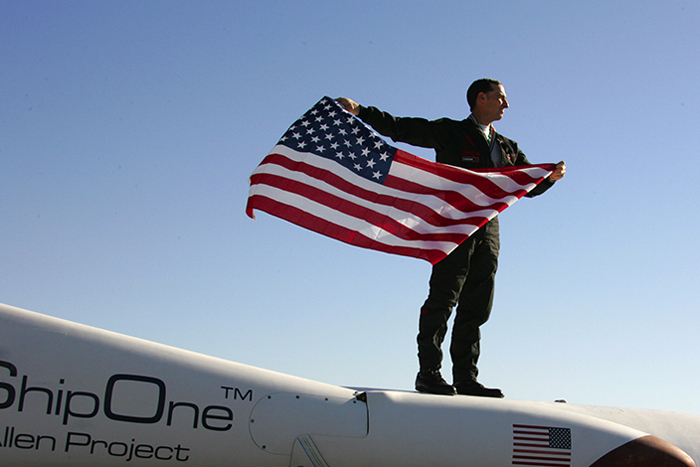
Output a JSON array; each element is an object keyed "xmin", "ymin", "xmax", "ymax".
[
  {"xmin": 246, "ymin": 97, "xmax": 555, "ymax": 264},
  {"xmin": 512, "ymin": 424, "xmax": 572, "ymax": 467}
]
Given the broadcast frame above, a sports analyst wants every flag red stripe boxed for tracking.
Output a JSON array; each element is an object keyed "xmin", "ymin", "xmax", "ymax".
[
  {"xmin": 247, "ymin": 194, "xmax": 444, "ymax": 263},
  {"xmin": 512, "ymin": 462, "xmax": 570, "ymax": 467},
  {"xmin": 249, "ymin": 172, "xmax": 480, "ymax": 243},
  {"xmin": 387, "ymin": 154, "xmax": 535, "ymax": 210},
  {"xmin": 383, "ymin": 174, "xmax": 512, "ymax": 214},
  {"xmin": 514, "ymin": 457, "xmax": 571, "ymax": 462},
  {"xmin": 514, "ymin": 449, "xmax": 571, "ymax": 457},
  {"xmin": 513, "ymin": 425, "xmax": 554, "ymax": 430},
  {"xmin": 251, "ymin": 153, "xmax": 498, "ymax": 227},
  {"xmin": 392, "ymin": 150, "xmax": 554, "ymax": 196},
  {"xmin": 260, "ymin": 151, "xmax": 509, "ymax": 221}
]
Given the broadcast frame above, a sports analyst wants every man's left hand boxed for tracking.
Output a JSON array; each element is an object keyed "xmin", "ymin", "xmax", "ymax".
[{"xmin": 548, "ymin": 161, "xmax": 566, "ymax": 181}]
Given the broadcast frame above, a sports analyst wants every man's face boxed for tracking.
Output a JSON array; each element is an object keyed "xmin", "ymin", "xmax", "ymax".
[{"xmin": 480, "ymin": 84, "xmax": 509, "ymax": 123}]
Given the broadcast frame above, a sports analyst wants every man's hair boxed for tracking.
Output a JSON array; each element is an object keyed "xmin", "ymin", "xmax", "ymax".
[{"xmin": 466, "ymin": 78, "xmax": 502, "ymax": 110}]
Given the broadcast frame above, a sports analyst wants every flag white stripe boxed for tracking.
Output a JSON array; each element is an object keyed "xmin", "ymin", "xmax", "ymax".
[
  {"xmin": 279, "ymin": 143, "xmax": 537, "ymax": 205},
  {"xmin": 251, "ymin": 157, "xmax": 500, "ymax": 234},
  {"xmin": 259, "ymin": 145, "xmax": 523, "ymax": 219},
  {"xmin": 249, "ymin": 184, "xmax": 471, "ymax": 251},
  {"xmin": 389, "ymin": 158, "xmax": 550, "ymax": 204}
]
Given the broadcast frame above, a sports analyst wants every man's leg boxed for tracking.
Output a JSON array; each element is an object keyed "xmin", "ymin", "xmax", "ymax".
[
  {"xmin": 415, "ymin": 234, "xmax": 477, "ymax": 394},
  {"xmin": 450, "ymin": 219, "xmax": 503, "ymax": 398}
]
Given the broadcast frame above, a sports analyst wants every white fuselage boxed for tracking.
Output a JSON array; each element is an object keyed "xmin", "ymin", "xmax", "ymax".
[{"xmin": 0, "ymin": 303, "xmax": 696, "ymax": 467}]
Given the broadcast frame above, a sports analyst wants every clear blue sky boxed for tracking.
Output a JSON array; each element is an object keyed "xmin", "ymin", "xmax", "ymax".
[{"xmin": 2, "ymin": 1, "xmax": 699, "ymax": 414}]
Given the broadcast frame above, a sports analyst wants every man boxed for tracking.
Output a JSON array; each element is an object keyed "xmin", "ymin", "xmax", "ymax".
[{"xmin": 337, "ymin": 79, "xmax": 566, "ymax": 398}]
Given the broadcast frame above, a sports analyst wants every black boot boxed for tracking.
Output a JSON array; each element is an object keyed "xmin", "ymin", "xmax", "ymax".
[
  {"xmin": 415, "ymin": 370, "xmax": 456, "ymax": 395},
  {"xmin": 455, "ymin": 381, "xmax": 504, "ymax": 398}
]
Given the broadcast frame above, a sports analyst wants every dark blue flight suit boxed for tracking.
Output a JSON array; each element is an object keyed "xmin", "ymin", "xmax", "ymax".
[{"xmin": 356, "ymin": 105, "xmax": 554, "ymax": 388}]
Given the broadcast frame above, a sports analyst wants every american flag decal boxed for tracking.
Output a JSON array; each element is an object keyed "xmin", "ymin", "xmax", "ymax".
[{"xmin": 512, "ymin": 424, "xmax": 572, "ymax": 467}]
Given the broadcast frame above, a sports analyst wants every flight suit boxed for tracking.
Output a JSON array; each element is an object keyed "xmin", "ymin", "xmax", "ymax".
[{"xmin": 356, "ymin": 105, "xmax": 553, "ymax": 385}]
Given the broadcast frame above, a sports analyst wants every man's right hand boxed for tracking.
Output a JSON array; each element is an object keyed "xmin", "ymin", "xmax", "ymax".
[{"xmin": 336, "ymin": 97, "xmax": 360, "ymax": 116}]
